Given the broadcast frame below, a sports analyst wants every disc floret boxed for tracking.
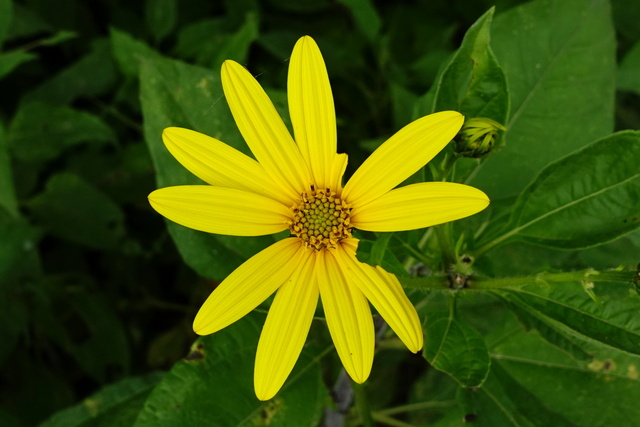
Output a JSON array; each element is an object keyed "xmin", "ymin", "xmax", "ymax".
[{"xmin": 289, "ymin": 185, "xmax": 352, "ymax": 250}]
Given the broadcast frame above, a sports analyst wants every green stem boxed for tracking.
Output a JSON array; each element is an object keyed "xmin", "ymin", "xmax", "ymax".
[
  {"xmin": 352, "ymin": 382, "xmax": 374, "ymax": 427},
  {"xmin": 400, "ymin": 269, "xmax": 636, "ymax": 291},
  {"xmin": 470, "ymin": 269, "xmax": 634, "ymax": 290},
  {"xmin": 471, "ymin": 230, "xmax": 515, "ymax": 259},
  {"xmin": 434, "ymin": 223, "xmax": 456, "ymax": 270}
]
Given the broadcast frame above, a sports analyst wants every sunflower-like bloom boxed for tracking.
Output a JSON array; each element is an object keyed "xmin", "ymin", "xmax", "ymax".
[{"xmin": 149, "ymin": 36, "xmax": 489, "ymax": 400}]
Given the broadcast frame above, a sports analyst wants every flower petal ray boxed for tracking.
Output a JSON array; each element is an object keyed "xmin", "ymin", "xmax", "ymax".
[
  {"xmin": 162, "ymin": 127, "xmax": 294, "ymax": 206},
  {"xmin": 351, "ymin": 182, "xmax": 490, "ymax": 231},
  {"xmin": 254, "ymin": 249, "xmax": 318, "ymax": 401},
  {"xmin": 148, "ymin": 186, "xmax": 291, "ymax": 236},
  {"xmin": 333, "ymin": 243, "xmax": 423, "ymax": 353},
  {"xmin": 288, "ymin": 36, "xmax": 337, "ymax": 189},
  {"xmin": 318, "ymin": 250, "xmax": 374, "ymax": 383},
  {"xmin": 222, "ymin": 60, "xmax": 311, "ymax": 197},
  {"xmin": 193, "ymin": 238, "xmax": 305, "ymax": 336},
  {"xmin": 343, "ymin": 111, "xmax": 464, "ymax": 207}
]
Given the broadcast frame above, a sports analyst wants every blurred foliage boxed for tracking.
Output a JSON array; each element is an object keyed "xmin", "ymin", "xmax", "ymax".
[{"xmin": 1, "ymin": 0, "xmax": 639, "ymax": 426}]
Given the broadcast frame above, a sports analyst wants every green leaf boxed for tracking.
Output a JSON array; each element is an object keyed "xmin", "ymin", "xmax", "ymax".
[
  {"xmin": 0, "ymin": 122, "xmax": 18, "ymax": 218},
  {"xmin": 483, "ymin": 323, "xmax": 640, "ymax": 427},
  {"xmin": 618, "ymin": 40, "xmax": 640, "ymax": 95},
  {"xmin": 336, "ymin": 0, "xmax": 381, "ymax": 42},
  {"xmin": 483, "ymin": 131, "xmax": 640, "ymax": 250},
  {"xmin": 470, "ymin": 0, "xmax": 615, "ymax": 198},
  {"xmin": 355, "ymin": 237, "xmax": 408, "ymax": 278},
  {"xmin": 0, "ymin": 49, "xmax": 36, "ymax": 79},
  {"xmin": 0, "ymin": 207, "xmax": 40, "ymax": 366},
  {"xmin": 0, "ymin": 0, "xmax": 13, "ymax": 48},
  {"xmin": 500, "ymin": 282, "xmax": 640, "ymax": 355},
  {"xmin": 423, "ymin": 312, "xmax": 491, "ymax": 387},
  {"xmin": 41, "ymin": 373, "xmax": 164, "ymax": 427},
  {"xmin": 140, "ymin": 51, "xmax": 277, "ymax": 280},
  {"xmin": 27, "ymin": 173, "xmax": 125, "ymax": 250},
  {"xmin": 496, "ymin": 293, "xmax": 593, "ymax": 362},
  {"xmin": 145, "ymin": 0, "xmax": 176, "ymax": 43},
  {"xmin": 25, "ymin": 39, "xmax": 117, "ymax": 105},
  {"xmin": 110, "ymin": 28, "xmax": 162, "ymax": 78},
  {"xmin": 133, "ymin": 315, "xmax": 328, "ymax": 426},
  {"xmin": 432, "ymin": 7, "xmax": 509, "ymax": 124},
  {"xmin": 209, "ymin": 12, "xmax": 259, "ymax": 68},
  {"xmin": 8, "ymin": 102, "xmax": 115, "ymax": 163}
]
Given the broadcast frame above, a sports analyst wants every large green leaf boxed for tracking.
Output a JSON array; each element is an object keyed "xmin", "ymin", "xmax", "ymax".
[
  {"xmin": 133, "ymin": 315, "xmax": 327, "ymax": 426},
  {"xmin": 423, "ymin": 312, "xmax": 491, "ymax": 388},
  {"xmin": 480, "ymin": 131, "xmax": 640, "ymax": 250},
  {"xmin": 145, "ymin": 0, "xmax": 176, "ymax": 43},
  {"xmin": 470, "ymin": 0, "xmax": 615, "ymax": 198},
  {"xmin": 139, "ymin": 50, "xmax": 275, "ymax": 280},
  {"xmin": 432, "ymin": 7, "xmax": 509, "ymax": 124},
  {"xmin": 41, "ymin": 373, "xmax": 164, "ymax": 427},
  {"xmin": 499, "ymin": 282, "xmax": 640, "ymax": 355},
  {"xmin": 618, "ymin": 40, "xmax": 640, "ymax": 95}
]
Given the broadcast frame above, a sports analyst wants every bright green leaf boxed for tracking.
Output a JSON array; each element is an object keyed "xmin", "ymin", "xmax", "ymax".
[
  {"xmin": 423, "ymin": 312, "xmax": 491, "ymax": 387},
  {"xmin": 433, "ymin": 7, "xmax": 509, "ymax": 124},
  {"xmin": 470, "ymin": 0, "xmax": 615, "ymax": 198},
  {"xmin": 500, "ymin": 282, "xmax": 640, "ymax": 355},
  {"xmin": 483, "ymin": 131, "xmax": 640, "ymax": 250}
]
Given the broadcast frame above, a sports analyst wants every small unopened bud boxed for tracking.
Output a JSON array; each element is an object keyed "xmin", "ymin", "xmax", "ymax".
[{"xmin": 454, "ymin": 117, "xmax": 506, "ymax": 158}]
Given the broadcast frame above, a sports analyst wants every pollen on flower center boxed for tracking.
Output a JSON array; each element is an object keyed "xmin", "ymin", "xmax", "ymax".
[{"xmin": 289, "ymin": 185, "xmax": 352, "ymax": 250}]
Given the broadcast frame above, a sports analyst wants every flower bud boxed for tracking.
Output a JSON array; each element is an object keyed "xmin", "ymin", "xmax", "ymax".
[{"xmin": 454, "ymin": 117, "xmax": 506, "ymax": 158}]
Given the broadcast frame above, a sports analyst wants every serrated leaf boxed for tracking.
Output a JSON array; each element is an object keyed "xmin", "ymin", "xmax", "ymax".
[
  {"xmin": 485, "ymin": 131, "xmax": 640, "ymax": 250},
  {"xmin": 433, "ymin": 7, "xmax": 508, "ymax": 124},
  {"xmin": 133, "ymin": 315, "xmax": 327, "ymax": 427},
  {"xmin": 8, "ymin": 102, "xmax": 115, "ymax": 162},
  {"xmin": 470, "ymin": 0, "xmax": 615, "ymax": 198},
  {"xmin": 423, "ymin": 312, "xmax": 491, "ymax": 387},
  {"xmin": 501, "ymin": 282, "xmax": 640, "ymax": 355},
  {"xmin": 41, "ymin": 373, "xmax": 164, "ymax": 427},
  {"xmin": 498, "ymin": 294, "xmax": 593, "ymax": 362},
  {"xmin": 27, "ymin": 173, "xmax": 125, "ymax": 250}
]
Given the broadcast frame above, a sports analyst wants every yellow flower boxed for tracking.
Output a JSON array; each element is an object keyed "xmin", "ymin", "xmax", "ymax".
[{"xmin": 148, "ymin": 36, "xmax": 489, "ymax": 400}]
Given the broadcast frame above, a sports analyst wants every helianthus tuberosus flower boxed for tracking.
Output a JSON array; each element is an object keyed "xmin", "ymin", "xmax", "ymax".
[{"xmin": 148, "ymin": 36, "xmax": 489, "ymax": 400}]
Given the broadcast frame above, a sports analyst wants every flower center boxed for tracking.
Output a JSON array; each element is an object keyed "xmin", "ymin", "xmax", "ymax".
[{"xmin": 289, "ymin": 185, "xmax": 352, "ymax": 250}]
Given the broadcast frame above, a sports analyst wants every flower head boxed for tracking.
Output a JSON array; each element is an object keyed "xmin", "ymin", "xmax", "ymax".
[{"xmin": 148, "ymin": 36, "xmax": 489, "ymax": 400}]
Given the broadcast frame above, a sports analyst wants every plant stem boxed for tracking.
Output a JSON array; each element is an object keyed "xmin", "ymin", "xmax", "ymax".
[
  {"xmin": 352, "ymin": 382, "xmax": 374, "ymax": 427},
  {"xmin": 400, "ymin": 269, "xmax": 636, "ymax": 291},
  {"xmin": 434, "ymin": 222, "xmax": 456, "ymax": 270}
]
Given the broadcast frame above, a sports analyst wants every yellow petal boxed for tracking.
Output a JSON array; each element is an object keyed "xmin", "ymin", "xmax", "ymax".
[
  {"xmin": 221, "ymin": 60, "xmax": 311, "ymax": 197},
  {"xmin": 329, "ymin": 153, "xmax": 348, "ymax": 192},
  {"xmin": 193, "ymin": 238, "xmax": 306, "ymax": 336},
  {"xmin": 254, "ymin": 249, "xmax": 318, "ymax": 400},
  {"xmin": 288, "ymin": 36, "xmax": 336, "ymax": 189},
  {"xmin": 318, "ymin": 250, "xmax": 374, "ymax": 383},
  {"xmin": 342, "ymin": 111, "xmax": 464, "ymax": 207},
  {"xmin": 351, "ymin": 182, "xmax": 490, "ymax": 232},
  {"xmin": 162, "ymin": 127, "xmax": 295, "ymax": 206},
  {"xmin": 333, "ymin": 244, "xmax": 423, "ymax": 352},
  {"xmin": 148, "ymin": 186, "xmax": 290, "ymax": 236}
]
